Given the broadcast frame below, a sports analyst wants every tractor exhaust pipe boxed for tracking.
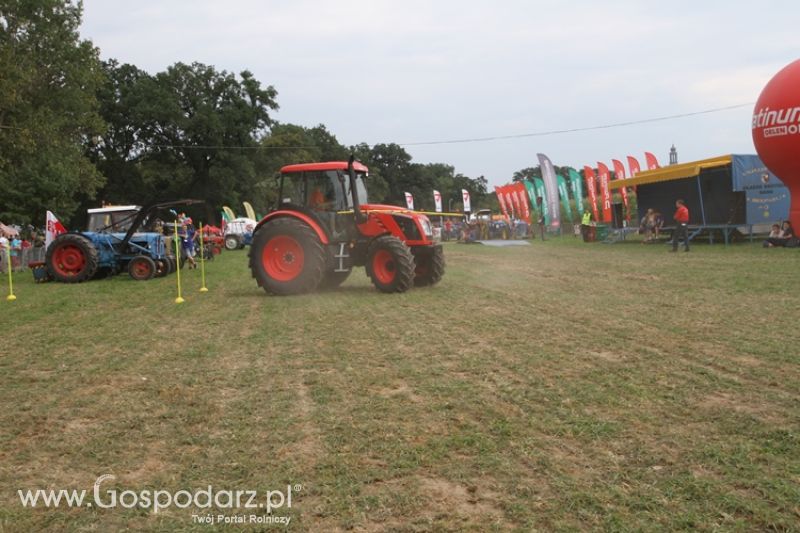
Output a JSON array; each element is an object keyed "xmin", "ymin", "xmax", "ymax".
[{"xmin": 348, "ymin": 155, "xmax": 367, "ymax": 224}]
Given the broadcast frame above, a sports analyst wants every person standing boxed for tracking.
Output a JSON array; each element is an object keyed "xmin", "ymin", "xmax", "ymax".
[
  {"xmin": 671, "ymin": 199, "xmax": 690, "ymax": 252},
  {"xmin": 10, "ymin": 235, "xmax": 22, "ymax": 270},
  {"xmin": 182, "ymin": 220, "xmax": 198, "ymax": 269},
  {"xmin": 0, "ymin": 234, "xmax": 8, "ymax": 273},
  {"xmin": 581, "ymin": 210, "xmax": 592, "ymax": 242},
  {"xmin": 536, "ymin": 198, "xmax": 546, "ymax": 241},
  {"xmin": 640, "ymin": 208, "xmax": 655, "ymax": 243}
]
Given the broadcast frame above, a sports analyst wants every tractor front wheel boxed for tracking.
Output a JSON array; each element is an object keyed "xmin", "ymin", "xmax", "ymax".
[
  {"xmin": 249, "ymin": 218, "xmax": 326, "ymax": 295},
  {"xmin": 46, "ymin": 234, "xmax": 99, "ymax": 283},
  {"xmin": 366, "ymin": 236, "xmax": 415, "ymax": 293},
  {"xmin": 414, "ymin": 246, "xmax": 445, "ymax": 287},
  {"xmin": 128, "ymin": 256, "xmax": 156, "ymax": 281}
]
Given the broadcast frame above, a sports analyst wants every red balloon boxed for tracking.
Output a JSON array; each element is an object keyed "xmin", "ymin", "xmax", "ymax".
[{"xmin": 752, "ymin": 59, "xmax": 800, "ymax": 229}]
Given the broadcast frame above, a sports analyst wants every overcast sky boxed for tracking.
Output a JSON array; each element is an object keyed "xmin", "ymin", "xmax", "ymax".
[{"xmin": 80, "ymin": 0, "xmax": 800, "ymax": 186}]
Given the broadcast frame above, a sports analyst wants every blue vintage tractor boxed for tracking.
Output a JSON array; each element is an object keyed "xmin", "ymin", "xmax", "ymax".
[{"xmin": 45, "ymin": 200, "xmax": 201, "ymax": 283}]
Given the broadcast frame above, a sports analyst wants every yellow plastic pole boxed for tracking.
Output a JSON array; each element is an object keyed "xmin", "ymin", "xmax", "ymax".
[
  {"xmin": 173, "ymin": 221, "xmax": 184, "ymax": 304},
  {"xmin": 5, "ymin": 244, "xmax": 15, "ymax": 301},
  {"xmin": 199, "ymin": 223, "xmax": 208, "ymax": 293}
]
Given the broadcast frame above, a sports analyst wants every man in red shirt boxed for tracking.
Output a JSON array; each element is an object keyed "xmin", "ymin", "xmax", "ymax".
[{"xmin": 671, "ymin": 199, "xmax": 690, "ymax": 252}]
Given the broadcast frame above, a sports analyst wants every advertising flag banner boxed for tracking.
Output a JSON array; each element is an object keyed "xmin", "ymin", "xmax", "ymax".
[
  {"xmin": 556, "ymin": 174, "xmax": 573, "ymax": 222},
  {"xmin": 645, "ymin": 152, "xmax": 660, "ymax": 170},
  {"xmin": 461, "ymin": 189, "xmax": 472, "ymax": 212},
  {"xmin": 523, "ymin": 180, "xmax": 538, "ymax": 211},
  {"xmin": 243, "ymin": 201, "xmax": 257, "ymax": 221},
  {"xmin": 612, "ymin": 159, "xmax": 630, "ymax": 221},
  {"xmin": 583, "ymin": 166, "xmax": 599, "ymax": 222},
  {"xmin": 45, "ymin": 211, "xmax": 67, "ymax": 249},
  {"xmin": 433, "ymin": 190, "xmax": 443, "ymax": 213},
  {"xmin": 532, "ymin": 178, "xmax": 549, "ymax": 224},
  {"xmin": 597, "ymin": 162, "xmax": 612, "ymax": 223},
  {"xmin": 523, "ymin": 180, "xmax": 538, "ymax": 223},
  {"xmin": 495, "ymin": 186, "xmax": 509, "ymax": 217},
  {"xmin": 515, "ymin": 181, "xmax": 531, "ymax": 222},
  {"xmin": 223, "ymin": 206, "xmax": 237, "ymax": 221},
  {"xmin": 627, "ymin": 156, "xmax": 642, "ymax": 193},
  {"xmin": 510, "ymin": 187, "xmax": 522, "ymax": 218},
  {"xmin": 537, "ymin": 154, "xmax": 561, "ymax": 228},
  {"xmin": 627, "ymin": 156, "xmax": 641, "ymax": 177},
  {"xmin": 502, "ymin": 187, "xmax": 515, "ymax": 217},
  {"xmin": 404, "ymin": 192, "xmax": 414, "ymax": 210},
  {"xmin": 567, "ymin": 168, "xmax": 584, "ymax": 214}
]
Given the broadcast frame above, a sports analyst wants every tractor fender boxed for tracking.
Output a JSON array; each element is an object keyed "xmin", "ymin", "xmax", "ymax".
[{"xmin": 254, "ymin": 210, "xmax": 330, "ymax": 244}]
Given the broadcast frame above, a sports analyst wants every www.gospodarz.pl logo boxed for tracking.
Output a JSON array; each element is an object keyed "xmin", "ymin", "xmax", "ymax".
[
  {"xmin": 752, "ymin": 106, "xmax": 800, "ymax": 138},
  {"xmin": 18, "ymin": 474, "xmax": 298, "ymax": 519}
]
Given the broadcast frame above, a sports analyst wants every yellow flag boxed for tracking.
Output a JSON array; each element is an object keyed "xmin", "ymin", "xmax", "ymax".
[{"xmin": 243, "ymin": 201, "xmax": 256, "ymax": 221}]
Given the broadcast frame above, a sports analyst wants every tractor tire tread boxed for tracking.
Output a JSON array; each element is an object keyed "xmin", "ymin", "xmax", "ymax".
[
  {"xmin": 366, "ymin": 235, "xmax": 415, "ymax": 293},
  {"xmin": 414, "ymin": 246, "xmax": 445, "ymax": 287},
  {"xmin": 45, "ymin": 233, "xmax": 99, "ymax": 283},
  {"xmin": 248, "ymin": 217, "xmax": 325, "ymax": 295}
]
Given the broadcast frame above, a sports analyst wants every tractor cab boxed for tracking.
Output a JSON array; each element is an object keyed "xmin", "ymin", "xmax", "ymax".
[
  {"xmin": 278, "ymin": 162, "xmax": 369, "ymax": 212},
  {"xmin": 87, "ymin": 205, "xmax": 142, "ymax": 233},
  {"xmin": 276, "ymin": 162, "xmax": 370, "ymax": 240}
]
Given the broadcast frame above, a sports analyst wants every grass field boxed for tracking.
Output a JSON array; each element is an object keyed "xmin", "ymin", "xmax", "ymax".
[{"xmin": 1, "ymin": 238, "xmax": 799, "ymax": 532}]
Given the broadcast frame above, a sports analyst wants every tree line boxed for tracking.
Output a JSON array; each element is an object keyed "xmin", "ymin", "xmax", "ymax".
[{"xmin": 0, "ymin": 1, "xmax": 488, "ymax": 227}]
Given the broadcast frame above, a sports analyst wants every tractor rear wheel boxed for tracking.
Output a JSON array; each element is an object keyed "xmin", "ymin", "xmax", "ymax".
[
  {"xmin": 128, "ymin": 256, "xmax": 156, "ymax": 281},
  {"xmin": 414, "ymin": 246, "xmax": 445, "ymax": 287},
  {"xmin": 249, "ymin": 218, "xmax": 326, "ymax": 295},
  {"xmin": 165, "ymin": 257, "xmax": 176, "ymax": 274},
  {"xmin": 225, "ymin": 234, "xmax": 242, "ymax": 250},
  {"xmin": 46, "ymin": 233, "xmax": 99, "ymax": 283},
  {"xmin": 366, "ymin": 236, "xmax": 415, "ymax": 293}
]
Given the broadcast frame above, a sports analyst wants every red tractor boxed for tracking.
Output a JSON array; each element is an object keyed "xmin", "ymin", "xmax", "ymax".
[{"xmin": 249, "ymin": 158, "xmax": 444, "ymax": 295}]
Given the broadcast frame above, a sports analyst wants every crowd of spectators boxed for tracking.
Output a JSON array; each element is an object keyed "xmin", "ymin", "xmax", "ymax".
[{"xmin": 0, "ymin": 224, "xmax": 45, "ymax": 273}]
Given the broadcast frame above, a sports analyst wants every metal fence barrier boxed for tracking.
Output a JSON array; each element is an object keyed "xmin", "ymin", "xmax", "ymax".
[{"xmin": 0, "ymin": 246, "xmax": 46, "ymax": 273}]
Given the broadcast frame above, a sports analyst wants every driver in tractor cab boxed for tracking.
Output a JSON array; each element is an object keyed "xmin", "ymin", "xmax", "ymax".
[
  {"xmin": 309, "ymin": 187, "xmax": 326, "ymax": 208},
  {"xmin": 308, "ymin": 177, "xmax": 341, "ymax": 236}
]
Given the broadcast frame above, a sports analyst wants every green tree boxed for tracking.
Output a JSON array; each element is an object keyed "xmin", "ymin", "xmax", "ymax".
[
  {"xmin": 89, "ymin": 60, "xmax": 278, "ymax": 221},
  {"xmin": 0, "ymin": 0, "xmax": 105, "ymax": 224},
  {"xmin": 252, "ymin": 123, "xmax": 360, "ymax": 213},
  {"xmin": 87, "ymin": 60, "xmax": 151, "ymax": 205},
  {"xmin": 359, "ymin": 143, "xmax": 412, "ymax": 205}
]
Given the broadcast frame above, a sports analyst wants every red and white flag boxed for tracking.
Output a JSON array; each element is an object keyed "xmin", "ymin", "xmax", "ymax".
[
  {"xmin": 514, "ymin": 182, "xmax": 531, "ymax": 222},
  {"xmin": 495, "ymin": 186, "xmax": 508, "ymax": 218},
  {"xmin": 644, "ymin": 152, "xmax": 660, "ymax": 170},
  {"xmin": 597, "ymin": 162, "xmax": 613, "ymax": 223},
  {"xmin": 627, "ymin": 156, "xmax": 641, "ymax": 177},
  {"xmin": 404, "ymin": 192, "xmax": 414, "ymax": 210},
  {"xmin": 45, "ymin": 210, "xmax": 67, "ymax": 249},
  {"xmin": 433, "ymin": 190, "xmax": 442, "ymax": 213},
  {"xmin": 612, "ymin": 159, "xmax": 630, "ymax": 222},
  {"xmin": 461, "ymin": 189, "xmax": 471, "ymax": 212}
]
